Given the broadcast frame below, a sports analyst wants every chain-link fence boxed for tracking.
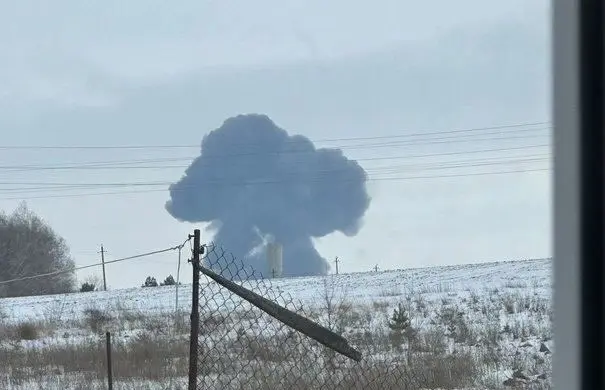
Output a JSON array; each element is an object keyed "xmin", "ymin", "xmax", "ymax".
[{"xmin": 190, "ymin": 244, "xmax": 422, "ymax": 390}]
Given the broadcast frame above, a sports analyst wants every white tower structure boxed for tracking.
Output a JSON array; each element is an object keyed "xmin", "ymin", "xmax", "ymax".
[{"xmin": 266, "ymin": 242, "xmax": 283, "ymax": 278}]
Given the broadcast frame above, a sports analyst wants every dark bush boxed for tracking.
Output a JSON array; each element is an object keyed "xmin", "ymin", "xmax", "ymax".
[
  {"xmin": 80, "ymin": 282, "xmax": 96, "ymax": 292},
  {"xmin": 142, "ymin": 276, "xmax": 158, "ymax": 288}
]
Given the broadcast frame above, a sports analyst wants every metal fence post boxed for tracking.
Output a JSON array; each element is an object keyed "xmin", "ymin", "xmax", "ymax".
[
  {"xmin": 106, "ymin": 331, "xmax": 113, "ymax": 390},
  {"xmin": 188, "ymin": 229, "xmax": 201, "ymax": 390}
]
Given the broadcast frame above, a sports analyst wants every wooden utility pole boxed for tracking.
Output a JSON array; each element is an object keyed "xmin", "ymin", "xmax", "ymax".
[
  {"xmin": 188, "ymin": 229, "xmax": 201, "ymax": 390},
  {"xmin": 100, "ymin": 245, "xmax": 107, "ymax": 291},
  {"xmin": 334, "ymin": 257, "xmax": 339, "ymax": 275},
  {"xmin": 106, "ymin": 332, "xmax": 113, "ymax": 390}
]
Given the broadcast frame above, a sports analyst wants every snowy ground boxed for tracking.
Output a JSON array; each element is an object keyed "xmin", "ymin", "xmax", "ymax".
[{"xmin": 0, "ymin": 258, "xmax": 553, "ymax": 389}]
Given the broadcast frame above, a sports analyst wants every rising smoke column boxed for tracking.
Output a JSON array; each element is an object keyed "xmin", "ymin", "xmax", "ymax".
[{"xmin": 165, "ymin": 114, "xmax": 370, "ymax": 276}]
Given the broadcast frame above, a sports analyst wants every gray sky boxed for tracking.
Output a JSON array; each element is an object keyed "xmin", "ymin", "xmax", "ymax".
[{"xmin": 0, "ymin": 0, "xmax": 551, "ymax": 289}]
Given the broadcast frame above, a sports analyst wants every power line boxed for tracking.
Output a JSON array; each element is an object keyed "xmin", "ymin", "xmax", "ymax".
[
  {"xmin": 0, "ymin": 167, "xmax": 550, "ymax": 201},
  {"xmin": 0, "ymin": 143, "xmax": 551, "ymax": 173},
  {"xmin": 0, "ymin": 244, "xmax": 187, "ymax": 287},
  {"xmin": 0, "ymin": 156, "xmax": 550, "ymax": 192},
  {"xmin": 8, "ymin": 128, "xmax": 551, "ymax": 165},
  {"xmin": 0, "ymin": 121, "xmax": 550, "ymax": 151},
  {"xmin": 0, "ymin": 140, "xmax": 552, "ymax": 200},
  {"xmin": 304, "ymin": 122, "xmax": 550, "ymax": 143},
  {"xmin": 0, "ymin": 132, "xmax": 550, "ymax": 173},
  {"xmin": 0, "ymin": 155, "xmax": 550, "ymax": 195}
]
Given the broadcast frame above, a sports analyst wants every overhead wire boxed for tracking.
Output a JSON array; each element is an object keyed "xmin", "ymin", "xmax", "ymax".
[
  {"xmin": 0, "ymin": 121, "xmax": 552, "ymax": 201},
  {"xmin": 0, "ymin": 155, "xmax": 552, "ymax": 199},
  {"xmin": 0, "ymin": 155, "xmax": 551, "ymax": 192},
  {"xmin": 0, "ymin": 167, "xmax": 551, "ymax": 201},
  {"xmin": 0, "ymin": 143, "xmax": 551, "ymax": 173},
  {"xmin": 0, "ymin": 244, "xmax": 189, "ymax": 287},
  {"xmin": 0, "ymin": 121, "xmax": 550, "ymax": 152}
]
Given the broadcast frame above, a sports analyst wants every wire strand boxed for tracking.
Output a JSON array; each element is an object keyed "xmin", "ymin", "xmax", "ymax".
[
  {"xmin": 0, "ymin": 144, "xmax": 551, "ymax": 182},
  {"xmin": 0, "ymin": 245, "xmax": 186, "ymax": 287},
  {"xmin": 0, "ymin": 137, "xmax": 551, "ymax": 173},
  {"xmin": 0, "ymin": 121, "xmax": 550, "ymax": 151},
  {"xmin": 0, "ymin": 155, "xmax": 550, "ymax": 191},
  {"xmin": 0, "ymin": 166, "xmax": 551, "ymax": 201}
]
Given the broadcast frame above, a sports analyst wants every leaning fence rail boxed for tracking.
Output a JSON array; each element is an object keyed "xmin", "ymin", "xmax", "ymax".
[{"xmin": 188, "ymin": 240, "xmax": 414, "ymax": 390}]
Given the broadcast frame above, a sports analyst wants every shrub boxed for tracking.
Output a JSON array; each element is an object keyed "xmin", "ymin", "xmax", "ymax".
[
  {"xmin": 387, "ymin": 303, "xmax": 413, "ymax": 352},
  {"xmin": 501, "ymin": 294, "xmax": 517, "ymax": 314},
  {"xmin": 413, "ymin": 328, "xmax": 448, "ymax": 355},
  {"xmin": 17, "ymin": 322, "xmax": 39, "ymax": 340},
  {"xmin": 80, "ymin": 282, "xmax": 96, "ymax": 292},
  {"xmin": 160, "ymin": 275, "xmax": 177, "ymax": 286},
  {"xmin": 438, "ymin": 305, "xmax": 475, "ymax": 344},
  {"xmin": 83, "ymin": 308, "xmax": 113, "ymax": 334},
  {"xmin": 142, "ymin": 276, "xmax": 158, "ymax": 288},
  {"xmin": 388, "ymin": 303, "xmax": 411, "ymax": 332}
]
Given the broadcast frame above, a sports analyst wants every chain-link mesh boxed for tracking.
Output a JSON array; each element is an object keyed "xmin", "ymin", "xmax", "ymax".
[{"xmin": 193, "ymin": 244, "xmax": 419, "ymax": 390}]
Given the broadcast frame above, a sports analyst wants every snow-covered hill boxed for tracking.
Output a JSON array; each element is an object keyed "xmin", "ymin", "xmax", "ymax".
[{"xmin": 0, "ymin": 258, "xmax": 553, "ymax": 389}]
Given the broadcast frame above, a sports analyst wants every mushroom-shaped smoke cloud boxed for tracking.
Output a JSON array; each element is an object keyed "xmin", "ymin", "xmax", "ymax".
[{"xmin": 166, "ymin": 114, "xmax": 370, "ymax": 276}]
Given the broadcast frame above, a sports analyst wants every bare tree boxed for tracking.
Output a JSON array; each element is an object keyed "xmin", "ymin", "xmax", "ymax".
[
  {"xmin": 0, "ymin": 202, "xmax": 76, "ymax": 297},
  {"xmin": 319, "ymin": 275, "xmax": 352, "ymax": 370},
  {"xmin": 320, "ymin": 276, "xmax": 351, "ymax": 335}
]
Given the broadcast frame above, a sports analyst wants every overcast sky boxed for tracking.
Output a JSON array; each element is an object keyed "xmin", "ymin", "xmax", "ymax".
[{"xmin": 0, "ymin": 0, "xmax": 551, "ymax": 289}]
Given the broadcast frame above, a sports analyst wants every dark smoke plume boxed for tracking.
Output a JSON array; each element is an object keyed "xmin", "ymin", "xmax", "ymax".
[{"xmin": 166, "ymin": 114, "xmax": 370, "ymax": 276}]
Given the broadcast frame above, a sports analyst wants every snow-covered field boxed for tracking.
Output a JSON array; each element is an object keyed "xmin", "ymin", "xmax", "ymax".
[{"xmin": 0, "ymin": 258, "xmax": 553, "ymax": 389}]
